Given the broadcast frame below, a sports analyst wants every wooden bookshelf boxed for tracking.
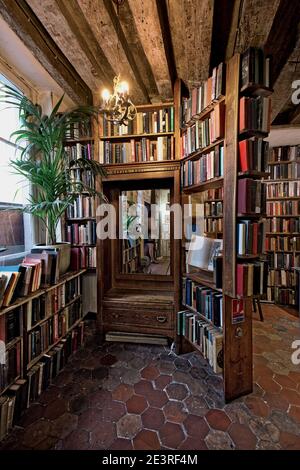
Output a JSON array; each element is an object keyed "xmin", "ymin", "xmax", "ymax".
[
  {"xmin": 184, "ymin": 272, "xmax": 222, "ymax": 293},
  {"xmin": 181, "ymin": 138, "xmax": 224, "ymax": 162},
  {"xmin": 182, "ymin": 177, "xmax": 224, "ymax": 194},
  {"xmin": 240, "ymin": 83, "xmax": 273, "ymax": 97},
  {"xmin": 183, "ymin": 95, "xmax": 225, "ymax": 128},
  {"xmin": 265, "ymin": 144, "xmax": 300, "ymax": 307},
  {"xmin": 100, "ymin": 131, "xmax": 174, "ymax": 141},
  {"xmin": 238, "ymin": 171, "xmax": 270, "ymax": 179},
  {"xmin": 64, "ymin": 136, "xmax": 94, "ymax": 145}
]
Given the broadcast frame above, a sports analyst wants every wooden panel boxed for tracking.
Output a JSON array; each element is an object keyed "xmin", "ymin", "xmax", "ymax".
[
  {"xmin": 224, "ymin": 296, "xmax": 253, "ymax": 402},
  {"xmin": 223, "ymin": 54, "xmax": 240, "ymax": 297}
]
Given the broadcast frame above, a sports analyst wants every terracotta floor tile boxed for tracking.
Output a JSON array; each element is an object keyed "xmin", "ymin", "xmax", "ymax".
[
  {"xmin": 256, "ymin": 375, "xmax": 282, "ymax": 394},
  {"xmin": 141, "ymin": 365, "xmax": 160, "ymax": 381},
  {"xmin": 166, "ymin": 383, "xmax": 189, "ymax": 401},
  {"xmin": 134, "ymin": 380, "xmax": 154, "ymax": 397},
  {"xmin": 154, "ymin": 375, "xmax": 172, "ymax": 390},
  {"xmin": 178, "ymin": 437, "xmax": 208, "ymax": 450},
  {"xmin": 228, "ymin": 423, "xmax": 257, "ymax": 450},
  {"xmin": 133, "ymin": 429, "xmax": 161, "ymax": 450},
  {"xmin": 112, "ymin": 383, "xmax": 134, "ymax": 403},
  {"xmin": 90, "ymin": 421, "xmax": 116, "ymax": 449},
  {"xmin": 279, "ymin": 432, "xmax": 300, "ymax": 450},
  {"xmin": 205, "ymin": 409, "xmax": 231, "ymax": 431},
  {"xmin": 142, "ymin": 407, "xmax": 165, "ymax": 430},
  {"xmin": 273, "ymin": 374, "xmax": 297, "ymax": 390},
  {"xmin": 63, "ymin": 429, "xmax": 90, "ymax": 450},
  {"xmin": 205, "ymin": 429, "xmax": 234, "ymax": 450},
  {"xmin": 100, "ymin": 354, "xmax": 118, "ymax": 366},
  {"xmin": 279, "ymin": 388, "xmax": 300, "ymax": 406},
  {"xmin": 262, "ymin": 392, "xmax": 289, "ymax": 412},
  {"xmin": 126, "ymin": 395, "xmax": 148, "ymax": 414},
  {"xmin": 183, "ymin": 415, "xmax": 209, "ymax": 439},
  {"xmin": 147, "ymin": 389, "xmax": 168, "ymax": 408},
  {"xmin": 101, "ymin": 400, "xmax": 126, "ymax": 422},
  {"xmin": 163, "ymin": 401, "xmax": 187, "ymax": 424},
  {"xmin": 116, "ymin": 414, "xmax": 142, "ymax": 439},
  {"xmin": 288, "ymin": 405, "xmax": 300, "ymax": 423},
  {"xmin": 109, "ymin": 438, "xmax": 133, "ymax": 450},
  {"xmin": 159, "ymin": 422, "xmax": 185, "ymax": 448},
  {"xmin": 244, "ymin": 396, "xmax": 270, "ymax": 418}
]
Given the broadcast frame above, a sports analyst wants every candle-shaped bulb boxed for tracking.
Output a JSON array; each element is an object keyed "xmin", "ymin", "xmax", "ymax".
[{"xmin": 102, "ymin": 89, "xmax": 110, "ymax": 103}]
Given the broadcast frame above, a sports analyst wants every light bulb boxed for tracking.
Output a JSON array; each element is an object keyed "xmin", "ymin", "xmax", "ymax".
[
  {"xmin": 101, "ymin": 89, "xmax": 110, "ymax": 102},
  {"xmin": 119, "ymin": 81, "xmax": 129, "ymax": 95}
]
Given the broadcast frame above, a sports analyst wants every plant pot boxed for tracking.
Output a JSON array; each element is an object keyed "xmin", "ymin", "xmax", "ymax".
[{"xmin": 33, "ymin": 242, "xmax": 71, "ymax": 276}]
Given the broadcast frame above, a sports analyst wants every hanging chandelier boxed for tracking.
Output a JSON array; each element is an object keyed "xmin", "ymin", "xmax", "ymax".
[{"xmin": 101, "ymin": 74, "xmax": 137, "ymax": 126}]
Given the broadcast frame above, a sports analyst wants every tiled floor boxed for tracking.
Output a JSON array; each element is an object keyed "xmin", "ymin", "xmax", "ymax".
[{"xmin": 1, "ymin": 304, "xmax": 300, "ymax": 450}]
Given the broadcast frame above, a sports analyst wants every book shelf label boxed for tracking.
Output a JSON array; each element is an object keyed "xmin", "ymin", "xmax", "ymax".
[{"xmin": 231, "ymin": 299, "xmax": 245, "ymax": 324}]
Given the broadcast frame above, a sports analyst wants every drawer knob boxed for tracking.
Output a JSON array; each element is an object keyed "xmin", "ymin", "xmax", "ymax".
[
  {"xmin": 156, "ymin": 316, "xmax": 167, "ymax": 323},
  {"xmin": 113, "ymin": 313, "xmax": 119, "ymax": 318}
]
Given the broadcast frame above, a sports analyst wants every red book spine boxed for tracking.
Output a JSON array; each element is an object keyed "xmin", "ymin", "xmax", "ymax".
[
  {"xmin": 239, "ymin": 97, "xmax": 246, "ymax": 132},
  {"xmin": 252, "ymin": 223, "xmax": 258, "ymax": 255},
  {"xmin": 239, "ymin": 140, "xmax": 249, "ymax": 172}
]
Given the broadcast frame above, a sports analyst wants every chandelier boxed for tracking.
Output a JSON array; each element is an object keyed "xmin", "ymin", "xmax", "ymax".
[{"xmin": 101, "ymin": 74, "xmax": 137, "ymax": 126}]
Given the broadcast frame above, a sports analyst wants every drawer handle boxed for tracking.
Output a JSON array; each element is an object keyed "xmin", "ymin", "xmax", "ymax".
[
  {"xmin": 156, "ymin": 316, "xmax": 167, "ymax": 323},
  {"xmin": 113, "ymin": 313, "xmax": 119, "ymax": 318}
]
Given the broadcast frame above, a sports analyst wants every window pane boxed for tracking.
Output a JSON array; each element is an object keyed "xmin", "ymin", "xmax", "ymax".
[
  {"xmin": 0, "ymin": 142, "xmax": 28, "ymax": 204},
  {"xmin": 0, "ymin": 73, "xmax": 21, "ymax": 142}
]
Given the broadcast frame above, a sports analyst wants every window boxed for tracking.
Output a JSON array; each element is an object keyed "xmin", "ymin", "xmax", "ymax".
[{"xmin": 0, "ymin": 74, "xmax": 31, "ymax": 263}]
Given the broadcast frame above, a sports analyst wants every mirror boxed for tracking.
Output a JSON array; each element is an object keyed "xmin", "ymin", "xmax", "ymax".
[{"xmin": 120, "ymin": 189, "xmax": 171, "ymax": 275}]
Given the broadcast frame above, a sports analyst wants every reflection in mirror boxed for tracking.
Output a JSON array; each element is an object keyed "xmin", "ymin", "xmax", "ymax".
[{"xmin": 120, "ymin": 189, "xmax": 170, "ymax": 275}]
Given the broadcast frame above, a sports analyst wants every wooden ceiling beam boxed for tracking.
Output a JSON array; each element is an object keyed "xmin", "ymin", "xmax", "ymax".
[
  {"xmin": 127, "ymin": 0, "xmax": 172, "ymax": 101},
  {"xmin": 210, "ymin": 0, "xmax": 235, "ymax": 72},
  {"xmin": 166, "ymin": 0, "xmax": 214, "ymax": 89},
  {"xmin": 0, "ymin": 0, "xmax": 92, "ymax": 104},
  {"xmin": 54, "ymin": 0, "xmax": 115, "ymax": 88},
  {"xmin": 155, "ymin": 0, "xmax": 177, "ymax": 88},
  {"xmin": 103, "ymin": 0, "xmax": 150, "ymax": 103}
]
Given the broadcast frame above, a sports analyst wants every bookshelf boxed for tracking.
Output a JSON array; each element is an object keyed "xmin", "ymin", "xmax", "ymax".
[
  {"xmin": 99, "ymin": 103, "xmax": 175, "ymax": 165},
  {"xmin": 64, "ymin": 137, "xmax": 97, "ymax": 271},
  {"xmin": 264, "ymin": 145, "xmax": 300, "ymax": 308},
  {"xmin": 0, "ymin": 269, "xmax": 87, "ymax": 441},
  {"xmin": 178, "ymin": 48, "xmax": 272, "ymax": 401}
]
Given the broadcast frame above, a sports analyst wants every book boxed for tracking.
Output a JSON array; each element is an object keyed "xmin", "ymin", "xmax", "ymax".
[{"xmin": 186, "ymin": 235, "xmax": 223, "ymax": 272}]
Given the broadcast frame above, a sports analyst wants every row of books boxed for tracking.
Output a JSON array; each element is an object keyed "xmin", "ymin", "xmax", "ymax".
[
  {"xmin": 181, "ymin": 62, "xmax": 226, "ymax": 124},
  {"xmin": 239, "ymin": 96, "xmax": 271, "ymax": 134},
  {"xmin": 27, "ymin": 299, "xmax": 82, "ymax": 362},
  {"xmin": 265, "ymin": 236, "xmax": 300, "ymax": 252},
  {"xmin": 204, "ymin": 201, "xmax": 223, "ymax": 217},
  {"xmin": 70, "ymin": 247, "xmax": 97, "ymax": 270},
  {"xmin": 122, "ymin": 243, "xmax": 141, "ymax": 264},
  {"xmin": 268, "ymin": 269, "xmax": 297, "ymax": 288},
  {"xmin": 266, "ymin": 201, "xmax": 300, "ymax": 216},
  {"xmin": 100, "ymin": 107, "xmax": 174, "ymax": 137},
  {"xmin": 66, "ymin": 221, "xmax": 97, "ymax": 246},
  {"xmin": 65, "ymin": 122, "xmax": 92, "ymax": 140},
  {"xmin": 0, "ymin": 306, "xmax": 21, "ymax": 344},
  {"xmin": 66, "ymin": 195, "xmax": 96, "ymax": 219},
  {"xmin": 69, "ymin": 168, "xmax": 95, "ymax": 192},
  {"xmin": 268, "ymin": 146, "xmax": 300, "ymax": 163},
  {"xmin": 237, "ymin": 220, "xmax": 265, "ymax": 256},
  {"xmin": 181, "ymin": 146, "xmax": 224, "ymax": 187},
  {"xmin": 0, "ymin": 342, "xmax": 21, "ymax": 393},
  {"xmin": 267, "ymin": 253, "xmax": 300, "ymax": 269},
  {"xmin": 205, "ymin": 218, "xmax": 223, "ymax": 235},
  {"xmin": 25, "ymin": 276, "xmax": 81, "ymax": 331},
  {"xmin": 269, "ymin": 162, "xmax": 300, "ymax": 180},
  {"xmin": 0, "ymin": 250, "xmax": 60, "ymax": 309},
  {"xmin": 266, "ymin": 181, "xmax": 300, "ymax": 199},
  {"xmin": 0, "ymin": 321, "xmax": 85, "ymax": 440},
  {"xmin": 264, "ymin": 287, "xmax": 296, "ymax": 306},
  {"xmin": 237, "ymin": 179, "xmax": 266, "ymax": 215},
  {"xmin": 238, "ymin": 138, "xmax": 269, "ymax": 172},
  {"xmin": 241, "ymin": 47, "xmax": 271, "ymax": 89},
  {"xmin": 64, "ymin": 143, "xmax": 93, "ymax": 164},
  {"xmin": 183, "ymin": 278, "xmax": 223, "ymax": 328},
  {"xmin": 236, "ymin": 261, "xmax": 267, "ymax": 297},
  {"xmin": 177, "ymin": 310, "xmax": 223, "ymax": 374},
  {"xmin": 205, "ymin": 187, "xmax": 224, "ymax": 201},
  {"xmin": 99, "ymin": 137, "xmax": 174, "ymax": 164},
  {"xmin": 266, "ymin": 217, "xmax": 300, "ymax": 233},
  {"xmin": 181, "ymin": 103, "xmax": 225, "ymax": 158}
]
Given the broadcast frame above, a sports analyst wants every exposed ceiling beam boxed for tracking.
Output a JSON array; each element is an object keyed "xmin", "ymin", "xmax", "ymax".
[
  {"xmin": 155, "ymin": 0, "xmax": 177, "ymax": 88},
  {"xmin": 54, "ymin": 0, "xmax": 115, "ymax": 88},
  {"xmin": 76, "ymin": 0, "xmax": 145, "ymax": 104},
  {"xmin": 103, "ymin": 0, "xmax": 150, "ymax": 103},
  {"xmin": 126, "ymin": 0, "xmax": 172, "ymax": 102},
  {"xmin": 166, "ymin": 0, "xmax": 214, "ymax": 88},
  {"xmin": 210, "ymin": 0, "xmax": 235, "ymax": 71},
  {"xmin": 264, "ymin": 0, "xmax": 300, "ymax": 86},
  {"xmin": 225, "ymin": 0, "xmax": 243, "ymax": 60},
  {"xmin": 0, "ymin": 0, "xmax": 92, "ymax": 104}
]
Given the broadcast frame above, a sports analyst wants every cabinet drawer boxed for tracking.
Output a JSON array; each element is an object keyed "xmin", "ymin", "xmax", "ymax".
[{"xmin": 103, "ymin": 308, "xmax": 174, "ymax": 329}]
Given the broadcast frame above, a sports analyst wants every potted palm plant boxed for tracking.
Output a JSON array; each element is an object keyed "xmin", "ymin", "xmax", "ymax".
[{"xmin": 0, "ymin": 84, "xmax": 106, "ymax": 274}]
